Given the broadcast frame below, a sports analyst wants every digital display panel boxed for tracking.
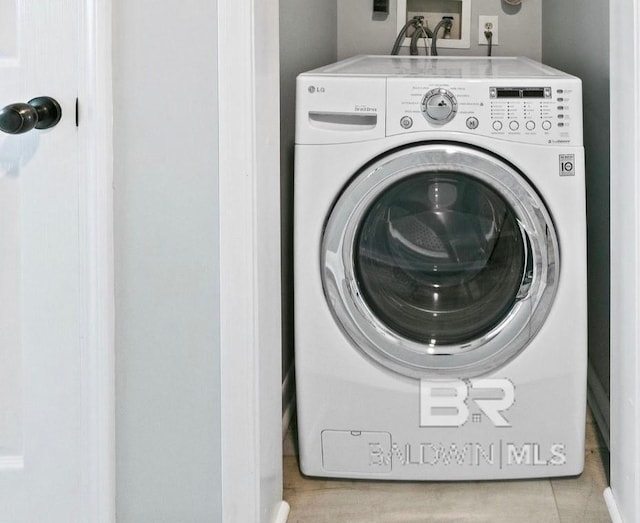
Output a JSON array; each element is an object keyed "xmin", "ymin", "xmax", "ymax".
[{"xmin": 491, "ymin": 87, "xmax": 551, "ymax": 99}]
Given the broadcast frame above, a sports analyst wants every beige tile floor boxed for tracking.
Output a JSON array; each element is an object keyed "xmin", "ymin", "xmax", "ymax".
[{"xmin": 283, "ymin": 410, "xmax": 610, "ymax": 522}]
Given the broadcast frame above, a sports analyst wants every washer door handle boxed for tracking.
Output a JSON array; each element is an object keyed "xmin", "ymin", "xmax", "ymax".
[{"xmin": 515, "ymin": 223, "xmax": 534, "ymax": 301}]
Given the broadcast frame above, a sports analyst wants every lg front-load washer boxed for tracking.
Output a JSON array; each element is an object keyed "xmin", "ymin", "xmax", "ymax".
[{"xmin": 294, "ymin": 56, "xmax": 587, "ymax": 480}]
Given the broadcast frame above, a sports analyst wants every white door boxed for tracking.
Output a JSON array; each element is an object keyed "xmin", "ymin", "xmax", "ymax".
[{"xmin": 0, "ymin": 1, "xmax": 98, "ymax": 521}]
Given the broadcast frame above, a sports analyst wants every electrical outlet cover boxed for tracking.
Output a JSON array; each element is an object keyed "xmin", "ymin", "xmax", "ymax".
[{"xmin": 478, "ymin": 15, "xmax": 499, "ymax": 45}]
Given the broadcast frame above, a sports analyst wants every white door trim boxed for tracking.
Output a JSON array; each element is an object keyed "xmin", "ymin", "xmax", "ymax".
[
  {"xmin": 218, "ymin": 0, "xmax": 288, "ymax": 521},
  {"xmin": 77, "ymin": 1, "xmax": 115, "ymax": 521},
  {"xmin": 609, "ymin": 1, "xmax": 640, "ymax": 521},
  {"xmin": 218, "ymin": 0, "xmax": 260, "ymax": 517}
]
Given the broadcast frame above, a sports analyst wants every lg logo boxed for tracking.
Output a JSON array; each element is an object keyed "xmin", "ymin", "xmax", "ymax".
[
  {"xmin": 420, "ymin": 379, "xmax": 515, "ymax": 428},
  {"xmin": 308, "ymin": 86, "xmax": 325, "ymax": 94}
]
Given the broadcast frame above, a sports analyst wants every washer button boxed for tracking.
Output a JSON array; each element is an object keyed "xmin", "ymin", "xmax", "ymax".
[
  {"xmin": 492, "ymin": 120, "xmax": 503, "ymax": 131},
  {"xmin": 400, "ymin": 116, "xmax": 413, "ymax": 129},
  {"xmin": 466, "ymin": 117, "xmax": 479, "ymax": 130},
  {"xmin": 526, "ymin": 120, "xmax": 536, "ymax": 131},
  {"xmin": 509, "ymin": 120, "xmax": 520, "ymax": 131},
  {"xmin": 542, "ymin": 120, "xmax": 552, "ymax": 130}
]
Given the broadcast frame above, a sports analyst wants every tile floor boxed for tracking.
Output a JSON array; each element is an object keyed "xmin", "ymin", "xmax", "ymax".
[{"xmin": 283, "ymin": 410, "xmax": 610, "ymax": 522}]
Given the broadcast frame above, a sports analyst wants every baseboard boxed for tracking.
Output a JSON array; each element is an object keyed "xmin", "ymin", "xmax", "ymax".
[
  {"xmin": 272, "ymin": 500, "xmax": 290, "ymax": 523},
  {"xmin": 604, "ymin": 488, "xmax": 623, "ymax": 523},
  {"xmin": 587, "ymin": 362, "xmax": 610, "ymax": 449},
  {"xmin": 282, "ymin": 363, "xmax": 296, "ymax": 439}
]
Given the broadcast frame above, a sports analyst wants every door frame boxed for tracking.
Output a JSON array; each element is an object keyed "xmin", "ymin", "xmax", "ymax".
[
  {"xmin": 607, "ymin": 1, "xmax": 640, "ymax": 521},
  {"xmin": 218, "ymin": 0, "xmax": 289, "ymax": 521},
  {"xmin": 77, "ymin": 0, "xmax": 115, "ymax": 520}
]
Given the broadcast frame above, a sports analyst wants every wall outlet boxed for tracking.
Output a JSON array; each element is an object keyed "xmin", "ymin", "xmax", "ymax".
[
  {"xmin": 408, "ymin": 11, "xmax": 462, "ymax": 40},
  {"xmin": 478, "ymin": 15, "xmax": 499, "ymax": 45}
]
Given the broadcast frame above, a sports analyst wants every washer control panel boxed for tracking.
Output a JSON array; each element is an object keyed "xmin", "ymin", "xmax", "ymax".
[{"xmin": 387, "ymin": 77, "xmax": 582, "ymax": 146}]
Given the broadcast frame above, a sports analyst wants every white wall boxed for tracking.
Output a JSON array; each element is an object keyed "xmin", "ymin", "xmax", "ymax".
[
  {"xmin": 541, "ymin": 0, "xmax": 610, "ymax": 442},
  {"xmin": 280, "ymin": 0, "xmax": 337, "ymax": 381},
  {"xmin": 337, "ymin": 0, "xmax": 541, "ymax": 60},
  {"xmin": 112, "ymin": 1, "xmax": 222, "ymax": 521}
]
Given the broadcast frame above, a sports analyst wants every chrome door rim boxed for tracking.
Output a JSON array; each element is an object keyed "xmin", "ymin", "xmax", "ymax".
[{"xmin": 321, "ymin": 143, "xmax": 559, "ymax": 378}]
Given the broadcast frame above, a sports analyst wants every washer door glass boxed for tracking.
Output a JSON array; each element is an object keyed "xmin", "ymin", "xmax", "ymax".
[
  {"xmin": 355, "ymin": 172, "xmax": 526, "ymax": 346},
  {"xmin": 322, "ymin": 144, "xmax": 558, "ymax": 378}
]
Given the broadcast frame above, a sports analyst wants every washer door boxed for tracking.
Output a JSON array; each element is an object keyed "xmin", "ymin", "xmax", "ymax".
[{"xmin": 322, "ymin": 143, "xmax": 559, "ymax": 378}]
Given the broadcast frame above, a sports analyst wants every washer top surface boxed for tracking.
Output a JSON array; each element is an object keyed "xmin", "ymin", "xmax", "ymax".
[{"xmin": 304, "ymin": 55, "xmax": 576, "ymax": 79}]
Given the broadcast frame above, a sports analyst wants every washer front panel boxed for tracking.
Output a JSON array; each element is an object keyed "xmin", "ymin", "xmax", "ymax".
[{"xmin": 321, "ymin": 143, "xmax": 559, "ymax": 378}]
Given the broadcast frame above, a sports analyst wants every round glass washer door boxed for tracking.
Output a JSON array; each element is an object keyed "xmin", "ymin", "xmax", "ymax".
[{"xmin": 321, "ymin": 143, "xmax": 559, "ymax": 378}]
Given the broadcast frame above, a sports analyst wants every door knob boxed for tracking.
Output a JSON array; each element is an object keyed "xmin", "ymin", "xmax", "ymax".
[{"xmin": 0, "ymin": 96, "xmax": 62, "ymax": 135}]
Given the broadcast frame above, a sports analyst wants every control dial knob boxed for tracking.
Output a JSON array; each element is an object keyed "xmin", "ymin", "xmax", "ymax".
[{"xmin": 421, "ymin": 88, "xmax": 458, "ymax": 125}]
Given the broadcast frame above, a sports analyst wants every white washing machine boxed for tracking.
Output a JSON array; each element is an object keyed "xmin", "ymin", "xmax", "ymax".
[{"xmin": 294, "ymin": 56, "xmax": 587, "ymax": 480}]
